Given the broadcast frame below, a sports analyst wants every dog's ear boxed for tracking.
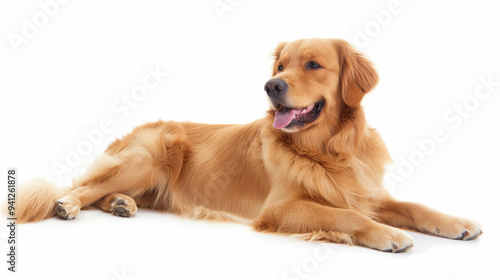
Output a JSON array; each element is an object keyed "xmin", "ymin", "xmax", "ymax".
[
  {"xmin": 271, "ymin": 41, "xmax": 288, "ymax": 76},
  {"xmin": 334, "ymin": 40, "xmax": 378, "ymax": 107}
]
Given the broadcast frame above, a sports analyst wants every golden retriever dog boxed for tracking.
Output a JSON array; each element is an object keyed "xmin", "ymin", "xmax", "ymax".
[{"xmin": 17, "ymin": 38, "xmax": 482, "ymax": 252}]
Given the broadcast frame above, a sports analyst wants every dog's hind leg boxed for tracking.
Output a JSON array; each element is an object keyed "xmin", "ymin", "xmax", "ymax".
[
  {"xmin": 55, "ymin": 153, "xmax": 162, "ymax": 220},
  {"xmin": 56, "ymin": 121, "xmax": 188, "ymax": 220}
]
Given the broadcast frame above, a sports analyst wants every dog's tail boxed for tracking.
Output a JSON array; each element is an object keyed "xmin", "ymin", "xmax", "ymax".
[{"xmin": 12, "ymin": 179, "xmax": 69, "ymax": 224}]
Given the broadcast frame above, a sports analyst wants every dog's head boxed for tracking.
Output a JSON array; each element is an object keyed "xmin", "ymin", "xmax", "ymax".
[{"xmin": 265, "ymin": 38, "xmax": 378, "ymax": 132}]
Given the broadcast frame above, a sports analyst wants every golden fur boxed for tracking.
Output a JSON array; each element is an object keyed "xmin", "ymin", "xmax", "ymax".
[{"xmin": 16, "ymin": 38, "xmax": 482, "ymax": 252}]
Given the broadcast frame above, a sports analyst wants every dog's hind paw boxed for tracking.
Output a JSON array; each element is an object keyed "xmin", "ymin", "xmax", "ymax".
[
  {"xmin": 56, "ymin": 199, "xmax": 80, "ymax": 220},
  {"xmin": 110, "ymin": 195, "xmax": 137, "ymax": 218}
]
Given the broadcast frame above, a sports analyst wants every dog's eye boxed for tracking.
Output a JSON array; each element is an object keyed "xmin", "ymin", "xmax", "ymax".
[
  {"xmin": 277, "ymin": 65, "xmax": 283, "ymax": 72},
  {"xmin": 306, "ymin": 61, "xmax": 322, "ymax": 70}
]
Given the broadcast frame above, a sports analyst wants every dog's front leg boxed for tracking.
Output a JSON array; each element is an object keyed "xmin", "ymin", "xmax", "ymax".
[
  {"xmin": 375, "ymin": 199, "xmax": 483, "ymax": 240},
  {"xmin": 254, "ymin": 198, "xmax": 414, "ymax": 252}
]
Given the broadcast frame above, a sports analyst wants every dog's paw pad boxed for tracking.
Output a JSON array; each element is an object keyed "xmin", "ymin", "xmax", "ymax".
[
  {"xmin": 110, "ymin": 197, "xmax": 137, "ymax": 218},
  {"xmin": 112, "ymin": 205, "xmax": 130, "ymax": 217},
  {"xmin": 56, "ymin": 200, "xmax": 80, "ymax": 220}
]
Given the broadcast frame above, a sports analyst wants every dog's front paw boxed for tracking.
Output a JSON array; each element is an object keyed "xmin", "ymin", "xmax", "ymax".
[
  {"xmin": 355, "ymin": 224, "xmax": 414, "ymax": 253},
  {"xmin": 428, "ymin": 216, "xmax": 483, "ymax": 241}
]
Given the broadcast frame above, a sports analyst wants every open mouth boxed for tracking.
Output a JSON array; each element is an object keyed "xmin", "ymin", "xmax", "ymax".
[{"xmin": 273, "ymin": 100, "xmax": 324, "ymax": 130}]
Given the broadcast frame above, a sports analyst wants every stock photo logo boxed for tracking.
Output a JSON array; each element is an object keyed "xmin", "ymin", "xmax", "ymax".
[
  {"xmin": 282, "ymin": 244, "xmax": 334, "ymax": 280},
  {"xmin": 51, "ymin": 65, "xmax": 169, "ymax": 183},
  {"xmin": 7, "ymin": 0, "xmax": 70, "ymax": 53},
  {"xmin": 353, "ymin": 0, "xmax": 403, "ymax": 49},
  {"xmin": 110, "ymin": 268, "xmax": 135, "ymax": 280},
  {"xmin": 384, "ymin": 74, "xmax": 500, "ymax": 190},
  {"xmin": 212, "ymin": 0, "xmax": 243, "ymax": 20}
]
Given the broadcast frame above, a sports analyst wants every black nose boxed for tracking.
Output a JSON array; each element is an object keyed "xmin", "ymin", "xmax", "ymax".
[{"xmin": 264, "ymin": 79, "xmax": 288, "ymax": 98}]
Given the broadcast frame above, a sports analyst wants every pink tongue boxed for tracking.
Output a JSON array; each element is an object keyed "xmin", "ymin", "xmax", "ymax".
[{"xmin": 273, "ymin": 109, "xmax": 302, "ymax": 129}]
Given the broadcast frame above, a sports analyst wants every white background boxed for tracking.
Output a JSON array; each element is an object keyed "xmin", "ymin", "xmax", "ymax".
[{"xmin": 1, "ymin": 0, "xmax": 500, "ymax": 279}]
